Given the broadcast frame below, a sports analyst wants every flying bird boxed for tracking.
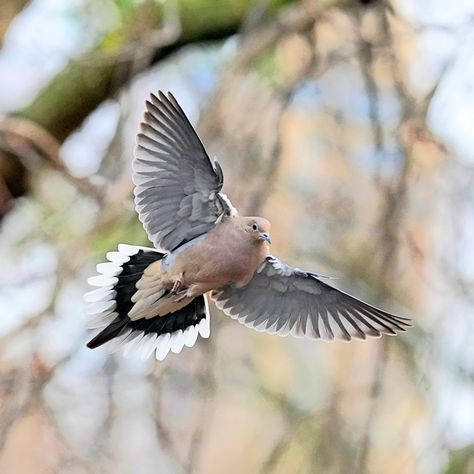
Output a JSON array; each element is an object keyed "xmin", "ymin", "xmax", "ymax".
[{"xmin": 85, "ymin": 91, "xmax": 412, "ymax": 360}]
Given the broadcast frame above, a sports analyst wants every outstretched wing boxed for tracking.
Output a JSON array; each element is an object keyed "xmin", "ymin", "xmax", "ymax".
[
  {"xmin": 211, "ymin": 256, "xmax": 412, "ymax": 341},
  {"xmin": 133, "ymin": 91, "xmax": 236, "ymax": 252}
]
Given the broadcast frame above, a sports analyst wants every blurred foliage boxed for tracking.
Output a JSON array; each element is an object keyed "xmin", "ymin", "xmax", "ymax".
[
  {"xmin": 443, "ymin": 445, "xmax": 474, "ymax": 474},
  {"xmin": 0, "ymin": 0, "xmax": 473, "ymax": 473},
  {"xmin": 15, "ymin": 0, "xmax": 295, "ymax": 142}
]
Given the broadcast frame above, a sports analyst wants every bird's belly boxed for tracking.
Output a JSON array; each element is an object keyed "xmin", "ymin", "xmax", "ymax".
[
  {"xmin": 172, "ymin": 246, "xmax": 257, "ymax": 296},
  {"xmin": 192, "ymin": 255, "xmax": 248, "ymax": 288}
]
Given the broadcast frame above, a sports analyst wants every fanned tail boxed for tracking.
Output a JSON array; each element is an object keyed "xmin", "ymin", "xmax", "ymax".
[{"xmin": 84, "ymin": 244, "xmax": 210, "ymax": 360}]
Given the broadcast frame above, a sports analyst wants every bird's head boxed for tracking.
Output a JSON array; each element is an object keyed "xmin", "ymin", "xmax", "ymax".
[{"xmin": 242, "ymin": 217, "xmax": 272, "ymax": 245}]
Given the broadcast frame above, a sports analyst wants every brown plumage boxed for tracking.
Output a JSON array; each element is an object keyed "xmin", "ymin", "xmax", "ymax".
[
  {"xmin": 128, "ymin": 216, "xmax": 271, "ymax": 320},
  {"xmin": 84, "ymin": 91, "xmax": 412, "ymax": 360}
]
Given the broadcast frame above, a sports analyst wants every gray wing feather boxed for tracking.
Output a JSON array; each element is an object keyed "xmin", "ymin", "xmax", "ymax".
[
  {"xmin": 212, "ymin": 255, "xmax": 412, "ymax": 342},
  {"xmin": 133, "ymin": 91, "xmax": 236, "ymax": 252}
]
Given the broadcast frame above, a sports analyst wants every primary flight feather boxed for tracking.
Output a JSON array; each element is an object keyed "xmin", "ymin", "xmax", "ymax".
[{"xmin": 84, "ymin": 91, "xmax": 412, "ymax": 360}]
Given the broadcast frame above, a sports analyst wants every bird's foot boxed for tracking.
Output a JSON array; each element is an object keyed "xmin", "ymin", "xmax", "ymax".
[
  {"xmin": 171, "ymin": 290, "xmax": 188, "ymax": 303},
  {"xmin": 170, "ymin": 279, "xmax": 182, "ymax": 295}
]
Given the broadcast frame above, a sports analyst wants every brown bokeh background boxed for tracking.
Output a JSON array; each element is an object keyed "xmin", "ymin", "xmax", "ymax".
[{"xmin": 0, "ymin": 1, "xmax": 473, "ymax": 473}]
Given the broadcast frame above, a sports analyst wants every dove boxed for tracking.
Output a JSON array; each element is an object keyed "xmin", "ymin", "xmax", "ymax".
[{"xmin": 84, "ymin": 91, "xmax": 412, "ymax": 360}]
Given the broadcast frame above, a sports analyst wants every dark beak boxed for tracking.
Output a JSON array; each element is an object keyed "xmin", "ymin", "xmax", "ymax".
[{"xmin": 261, "ymin": 232, "xmax": 272, "ymax": 244}]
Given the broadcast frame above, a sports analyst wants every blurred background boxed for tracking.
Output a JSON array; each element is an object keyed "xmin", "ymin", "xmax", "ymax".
[{"xmin": 0, "ymin": 0, "xmax": 473, "ymax": 473}]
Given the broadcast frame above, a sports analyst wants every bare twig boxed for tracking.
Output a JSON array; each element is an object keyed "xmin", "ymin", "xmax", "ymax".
[
  {"xmin": 356, "ymin": 340, "xmax": 389, "ymax": 473},
  {"xmin": 0, "ymin": 116, "xmax": 104, "ymax": 200}
]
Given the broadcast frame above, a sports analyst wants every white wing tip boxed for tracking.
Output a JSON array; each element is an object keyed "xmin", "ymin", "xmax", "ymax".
[
  {"xmin": 198, "ymin": 317, "xmax": 210, "ymax": 338},
  {"xmin": 106, "ymin": 251, "xmax": 130, "ymax": 264},
  {"xmin": 170, "ymin": 330, "xmax": 185, "ymax": 354},
  {"xmin": 88, "ymin": 275, "xmax": 118, "ymax": 287},
  {"xmin": 83, "ymin": 287, "xmax": 114, "ymax": 303},
  {"xmin": 105, "ymin": 321, "xmax": 207, "ymax": 360},
  {"xmin": 96, "ymin": 262, "xmax": 123, "ymax": 276},
  {"xmin": 117, "ymin": 243, "xmax": 152, "ymax": 255}
]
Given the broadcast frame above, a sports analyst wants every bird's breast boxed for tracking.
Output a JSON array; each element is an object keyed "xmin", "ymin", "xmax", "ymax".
[{"xmin": 164, "ymin": 225, "xmax": 267, "ymax": 294}]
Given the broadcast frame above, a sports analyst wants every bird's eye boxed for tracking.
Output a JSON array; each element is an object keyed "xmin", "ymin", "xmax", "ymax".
[{"xmin": 252, "ymin": 223, "xmax": 258, "ymax": 231}]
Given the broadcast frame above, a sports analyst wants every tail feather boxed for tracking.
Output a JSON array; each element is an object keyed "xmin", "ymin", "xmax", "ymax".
[
  {"xmin": 87, "ymin": 319, "xmax": 128, "ymax": 349},
  {"xmin": 84, "ymin": 244, "xmax": 210, "ymax": 359}
]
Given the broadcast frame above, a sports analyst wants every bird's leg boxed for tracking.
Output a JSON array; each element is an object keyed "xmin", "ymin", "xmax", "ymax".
[
  {"xmin": 171, "ymin": 290, "xmax": 188, "ymax": 303},
  {"xmin": 170, "ymin": 275, "xmax": 189, "ymax": 302},
  {"xmin": 170, "ymin": 278, "xmax": 182, "ymax": 295}
]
